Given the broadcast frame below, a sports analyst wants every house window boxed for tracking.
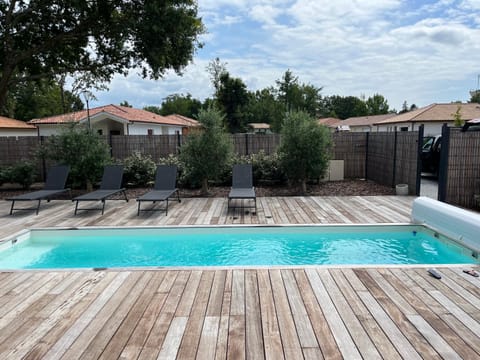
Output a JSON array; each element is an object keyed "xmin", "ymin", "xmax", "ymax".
[
  {"xmin": 400, "ymin": 127, "xmax": 408, "ymax": 132},
  {"xmin": 97, "ymin": 129, "xmax": 103, "ymax": 135},
  {"xmin": 147, "ymin": 129, "xmax": 153, "ymax": 135}
]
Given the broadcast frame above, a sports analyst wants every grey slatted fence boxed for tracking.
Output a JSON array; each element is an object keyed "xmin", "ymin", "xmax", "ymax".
[{"xmin": 331, "ymin": 133, "xmax": 367, "ymax": 179}]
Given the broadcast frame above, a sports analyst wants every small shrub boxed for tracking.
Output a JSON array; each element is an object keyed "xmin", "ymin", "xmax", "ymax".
[
  {"xmin": 9, "ymin": 161, "xmax": 37, "ymax": 189},
  {"xmin": 250, "ymin": 151, "xmax": 286, "ymax": 185},
  {"xmin": 123, "ymin": 152, "xmax": 156, "ymax": 187},
  {"xmin": 0, "ymin": 166, "xmax": 11, "ymax": 186},
  {"xmin": 38, "ymin": 124, "xmax": 112, "ymax": 189},
  {"xmin": 179, "ymin": 107, "xmax": 233, "ymax": 194},
  {"xmin": 278, "ymin": 111, "xmax": 332, "ymax": 193}
]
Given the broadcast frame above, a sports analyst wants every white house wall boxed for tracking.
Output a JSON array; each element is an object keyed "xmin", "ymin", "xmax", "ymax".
[
  {"xmin": 0, "ymin": 129, "xmax": 37, "ymax": 137},
  {"xmin": 375, "ymin": 122, "xmax": 448, "ymax": 135},
  {"xmin": 128, "ymin": 123, "xmax": 183, "ymax": 135}
]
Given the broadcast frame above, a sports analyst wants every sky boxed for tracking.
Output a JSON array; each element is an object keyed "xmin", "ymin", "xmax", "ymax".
[{"xmin": 89, "ymin": 0, "xmax": 480, "ymax": 113}]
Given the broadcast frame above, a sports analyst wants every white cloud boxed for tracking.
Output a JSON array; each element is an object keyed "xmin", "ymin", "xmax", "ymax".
[{"xmin": 90, "ymin": 0, "xmax": 480, "ymax": 112}]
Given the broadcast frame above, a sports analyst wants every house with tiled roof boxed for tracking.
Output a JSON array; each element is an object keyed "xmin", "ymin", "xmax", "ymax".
[
  {"xmin": 163, "ymin": 114, "xmax": 200, "ymax": 135},
  {"xmin": 28, "ymin": 105, "xmax": 199, "ymax": 136},
  {"xmin": 340, "ymin": 113, "xmax": 396, "ymax": 132},
  {"xmin": 0, "ymin": 116, "xmax": 37, "ymax": 137},
  {"xmin": 317, "ymin": 117, "xmax": 341, "ymax": 130},
  {"xmin": 374, "ymin": 103, "xmax": 480, "ymax": 135}
]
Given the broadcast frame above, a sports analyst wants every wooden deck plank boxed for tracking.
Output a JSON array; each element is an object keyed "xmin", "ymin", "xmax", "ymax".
[
  {"xmin": 305, "ymin": 268, "xmax": 362, "ymax": 359},
  {"xmin": 269, "ymin": 269, "xmax": 303, "ymax": 359},
  {"xmin": 245, "ymin": 269, "xmax": 265, "ymax": 360},
  {"xmin": 330, "ymin": 269, "xmax": 401, "ymax": 359},
  {"xmin": 257, "ymin": 269, "xmax": 285, "ymax": 360},
  {"xmin": 354, "ymin": 269, "xmax": 440, "ymax": 359},
  {"xmin": 317, "ymin": 269, "xmax": 382, "ymax": 359}
]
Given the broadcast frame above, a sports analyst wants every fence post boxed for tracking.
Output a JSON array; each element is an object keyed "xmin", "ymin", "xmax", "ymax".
[
  {"xmin": 177, "ymin": 132, "xmax": 182, "ymax": 154},
  {"xmin": 438, "ymin": 123, "xmax": 450, "ymax": 202},
  {"xmin": 415, "ymin": 125, "xmax": 424, "ymax": 196},
  {"xmin": 392, "ymin": 130, "xmax": 398, "ymax": 187},
  {"xmin": 365, "ymin": 132, "xmax": 369, "ymax": 180},
  {"xmin": 245, "ymin": 133, "xmax": 249, "ymax": 155}
]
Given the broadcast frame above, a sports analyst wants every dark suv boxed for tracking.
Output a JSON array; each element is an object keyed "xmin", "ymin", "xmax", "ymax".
[{"xmin": 421, "ymin": 135, "xmax": 441, "ymax": 176}]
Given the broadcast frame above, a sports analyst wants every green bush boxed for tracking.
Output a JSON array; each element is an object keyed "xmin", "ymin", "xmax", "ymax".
[
  {"xmin": 179, "ymin": 107, "xmax": 233, "ymax": 194},
  {"xmin": 38, "ymin": 124, "xmax": 112, "ymax": 189},
  {"xmin": 0, "ymin": 166, "xmax": 11, "ymax": 186},
  {"xmin": 6, "ymin": 161, "xmax": 37, "ymax": 189},
  {"xmin": 250, "ymin": 151, "xmax": 286, "ymax": 185},
  {"xmin": 123, "ymin": 152, "xmax": 156, "ymax": 187},
  {"xmin": 278, "ymin": 111, "xmax": 332, "ymax": 193}
]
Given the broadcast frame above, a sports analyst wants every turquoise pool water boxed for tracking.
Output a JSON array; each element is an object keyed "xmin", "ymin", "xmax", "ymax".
[{"xmin": 0, "ymin": 225, "xmax": 477, "ymax": 269}]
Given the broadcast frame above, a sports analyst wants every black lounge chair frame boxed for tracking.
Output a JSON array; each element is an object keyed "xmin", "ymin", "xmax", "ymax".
[
  {"xmin": 136, "ymin": 165, "xmax": 181, "ymax": 216},
  {"xmin": 73, "ymin": 165, "xmax": 128, "ymax": 215},
  {"xmin": 228, "ymin": 164, "xmax": 257, "ymax": 214},
  {"xmin": 7, "ymin": 165, "xmax": 71, "ymax": 215}
]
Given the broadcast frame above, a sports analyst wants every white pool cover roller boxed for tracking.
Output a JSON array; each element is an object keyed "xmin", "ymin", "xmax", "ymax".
[{"xmin": 412, "ymin": 196, "xmax": 480, "ymax": 252}]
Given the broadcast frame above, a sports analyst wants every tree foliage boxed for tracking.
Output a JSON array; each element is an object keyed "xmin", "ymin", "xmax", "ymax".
[
  {"xmin": 278, "ymin": 111, "xmax": 332, "ymax": 194},
  {"xmin": 0, "ymin": 0, "xmax": 204, "ymax": 111},
  {"xmin": 323, "ymin": 95, "xmax": 368, "ymax": 119},
  {"xmin": 149, "ymin": 93, "xmax": 202, "ymax": 118},
  {"xmin": 365, "ymin": 94, "xmax": 390, "ymax": 115},
  {"xmin": 470, "ymin": 90, "xmax": 480, "ymax": 104},
  {"xmin": 244, "ymin": 88, "xmax": 284, "ymax": 132},
  {"xmin": 179, "ymin": 107, "xmax": 233, "ymax": 195},
  {"xmin": 216, "ymin": 73, "xmax": 250, "ymax": 132},
  {"xmin": 39, "ymin": 124, "xmax": 112, "ymax": 189},
  {"xmin": 6, "ymin": 79, "xmax": 83, "ymax": 120},
  {"xmin": 275, "ymin": 70, "xmax": 323, "ymax": 117}
]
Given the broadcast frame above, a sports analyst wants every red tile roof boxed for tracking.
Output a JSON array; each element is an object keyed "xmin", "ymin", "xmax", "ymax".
[
  {"xmin": 317, "ymin": 117, "xmax": 341, "ymax": 127},
  {"xmin": 341, "ymin": 113, "xmax": 396, "ymax": 127},
  {"xmin": 0, "ymin": 116, "xmax": 36, "ymax": 129},
  {"xmin": 375, "ymin": 103, "xmax": 480, "ymax": 125},
  {"xmin": 164, "ymin": 114, "xmax": 200, "ymax": 127},
  {"xmin": 28, "ymin": 105, "xmax": 196, "ymax": 127}
]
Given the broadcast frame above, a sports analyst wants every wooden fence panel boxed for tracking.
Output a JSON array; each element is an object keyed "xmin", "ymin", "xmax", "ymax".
[
  {"xmin": 445, "ymin": 129, "xmax": 480, "ymax": 209},
  {"xmin": 367, "ymin": 133, "xmax": 395, "ymax": 187},
  {"xmin": 331, "ymin": 133, "xmax": 367, "ymax": 179},
  {"xmin": 110, "ymin": 135, "xmax": 180, "ymax": 161},
  {"xmin": 231, "ymin": 134, "xmax": 281, "ymax": 155},
  {"xmin": 0, "ymin": 137, "xmax": 41, "ymax": 166},
  {"xmin": 395, "ymin": 132, "xmax": 419, "ymax": 195}
]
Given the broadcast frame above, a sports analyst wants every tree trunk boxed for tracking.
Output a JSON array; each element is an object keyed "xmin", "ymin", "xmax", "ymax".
[
  {"xmin": 301, "ymin": 179, "xmax": 307, "ymax": 195},
  {"xmin": 201, "ymin": 178, "xmax": 209, "ymax": 196},
  {"xmin": 86, "ymin": 179, "xmax": 93, "ymax": 192}
]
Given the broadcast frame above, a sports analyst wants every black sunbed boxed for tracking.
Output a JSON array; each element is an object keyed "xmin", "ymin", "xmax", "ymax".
[
  {"xmin": 7, "ymin": 165, "xmax": 71, "ymax": 215},
  {"xmin": 73, "ymin": 165, "xmax": 128, "ymax": 215},
  {"xmin": 136, "ymin": 165, "xmax": 180, "ymax": 216},
  {"xmin": 228, "ymin": 164, "xmax": 256, "ymax": 213}
]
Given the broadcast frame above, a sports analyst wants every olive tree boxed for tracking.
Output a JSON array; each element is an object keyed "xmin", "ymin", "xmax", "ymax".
[
  {"xmin": 278, "ymin": 111, "xmax": 332, "ymax": 193},
  {"xmin": 179, "ymin": 107, "xmax": 233, "ymax": 195}
]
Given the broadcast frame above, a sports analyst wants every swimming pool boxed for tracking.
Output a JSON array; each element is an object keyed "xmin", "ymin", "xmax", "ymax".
[{"xmin": 0, "ymin": 225, "xmax": 477, "ymax": 269}]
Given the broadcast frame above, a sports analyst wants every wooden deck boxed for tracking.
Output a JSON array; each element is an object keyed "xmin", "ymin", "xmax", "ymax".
[{"xmin": 0, "ymin": 196, "xmax": 479, "ymax": 359}]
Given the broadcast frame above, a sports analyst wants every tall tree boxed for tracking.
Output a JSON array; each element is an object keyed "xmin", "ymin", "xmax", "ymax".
[
  {"xmin": 323, "ymin": 95, "xmax": 368, "ymax": 119},
  {"xmin": 11, "ymin": 79, "xmax": 83, "ymax": 121},
  {"xmin": 0, "ymin": 0, "xmax": 204, "ymax": 112},
  {"xmin": 275, "ymin": 70, "xmax": 323, "ymax": 117},
  {"xmin": 206, "ymin": 57, "xmax": 228, "ymax": 97},
  {"xmin": 216, "ymin": 73, "xmax": 249, "ymax": 133},
  {"xmin": 365, "ymin": 94, "xmax": 390, "ymax": 115},
  {"xmin": 157, "ymin": 93, "xmax": 202, "ymax": 118},
  {"xmin": 244, "ymin": 88, "xmax": 283, "ymax": 132}
]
